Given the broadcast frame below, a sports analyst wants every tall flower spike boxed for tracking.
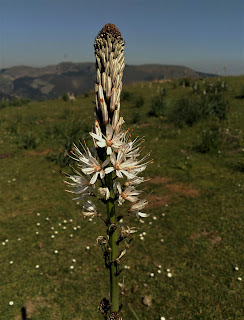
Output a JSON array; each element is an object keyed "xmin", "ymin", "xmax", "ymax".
[{"xmin": 94, "ymin": 23, "xmax": 125, "ymax": 130}]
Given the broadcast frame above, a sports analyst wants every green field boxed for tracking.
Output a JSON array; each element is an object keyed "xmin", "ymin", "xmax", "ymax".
[{"xmin": 0, "ymin": 76, "xmax": 243, "ymax": 319}]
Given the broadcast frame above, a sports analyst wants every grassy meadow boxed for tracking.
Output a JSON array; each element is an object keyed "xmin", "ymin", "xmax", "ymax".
[{"xmin": 0, "ymin": 76, "xmax": 244, "ymax": 319}]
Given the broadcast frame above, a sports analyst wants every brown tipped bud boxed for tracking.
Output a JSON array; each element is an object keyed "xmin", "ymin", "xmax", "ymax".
[{"xmin": 98, "ymin": 23, "xmax": 123, "ymax": 40}]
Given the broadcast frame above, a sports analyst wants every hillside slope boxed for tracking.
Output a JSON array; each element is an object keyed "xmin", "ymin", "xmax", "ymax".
[{"xmin": 0, "ymin": 62, "xmax": 213, "ymax": 100}]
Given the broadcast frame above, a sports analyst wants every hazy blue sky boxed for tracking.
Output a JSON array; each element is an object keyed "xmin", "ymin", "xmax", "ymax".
[{"xmin": 0, "ymin": 0, "xmax": 243, "ymax": 75}]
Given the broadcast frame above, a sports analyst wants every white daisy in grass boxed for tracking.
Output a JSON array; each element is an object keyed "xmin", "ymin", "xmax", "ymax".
[
  {"xmin": 129, "ymin": 199, "xmax": 149, "ymax": 218},
  {"xmin": 82, "ymin": 200, "xmax": 99, "ymax": 218},
  {"xmin": 90, "ymin": 122, "xmax": 124, "ymax": 155}
]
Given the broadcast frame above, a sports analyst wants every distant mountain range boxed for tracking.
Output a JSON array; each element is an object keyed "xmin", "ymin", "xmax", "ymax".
[{"xmin": 0, "ymin": 62, "xmax": 215, "ymax": 100}]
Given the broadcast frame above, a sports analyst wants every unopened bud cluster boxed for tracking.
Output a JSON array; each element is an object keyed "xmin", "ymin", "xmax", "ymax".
[{"xmin": 94, "ymin": 23, "xmax": 125, "ymax": 128}]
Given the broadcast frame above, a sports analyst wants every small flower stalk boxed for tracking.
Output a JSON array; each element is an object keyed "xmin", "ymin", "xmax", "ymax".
[{"xmin": 65, "ymin": 23, "xmax": 151, "ymax": 319}]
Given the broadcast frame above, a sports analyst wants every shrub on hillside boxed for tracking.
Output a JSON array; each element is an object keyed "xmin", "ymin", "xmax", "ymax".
[
  {"xmin": 168, "ymin": 92, "xmax": 230, "ymax": 128},
  {"xmin": 121, "ymin": 90, "xmax": 134, "ymax": 101},
  {"xmin": 134, "ymin": 96, "xmax": 144, "ymax": 108},
  {"xmin": 62, "ymin": 92, "xmax": 69, "ymax": 101},
  {"xmin": 195, "ymin": 122, "xmax": 222, "ymax": 153},
  {"xmin": 167, "ymin": 97, "xmax": 202, "ymax": 127},
  {"xmin": 179, "ymin": 78, "xmax": 191, "ymax": 87},
  {"xmin": 17, "ymin": 132, "xmax": 39, "ymax": 149},
  {"xmin": 235, "ymin": 85, "xmax": 244, "ymax": 99},
  {"xmin": 200, "ymin": 93, "xmax": 230, "ymax": 120},
  {"xmin": 0, "ymin": 97, "xmax": 30, "ymax": 109},
  {"xmin": 148, "ymin": 94, "xmax": 166, "ymax": 117}
]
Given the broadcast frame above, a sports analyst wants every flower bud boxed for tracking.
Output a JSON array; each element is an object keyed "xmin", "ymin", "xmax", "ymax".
[{"xmin": 94, "ymin": 23, "xmax": 125, "ymax": 130}]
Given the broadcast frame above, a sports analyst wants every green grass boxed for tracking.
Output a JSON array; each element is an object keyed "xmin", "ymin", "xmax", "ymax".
[{"xmin": 0, "ymin": 77, "xmax": 244, "ymax": 319}]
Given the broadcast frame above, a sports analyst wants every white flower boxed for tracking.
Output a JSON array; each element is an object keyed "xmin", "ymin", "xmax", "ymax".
[
  {"xmin": 82, "ymin": 200, "xmax": 98, "ymax": 218},
  {"xmin": 113, "ymin": 181, "xmax": 122, "ymax": 195},
  {"xmin": 98, "ymin": 187, "xmax": 110, "ymax": 200},
  {"xmin": 9, "ymin": 301, "xmax": 14, "ymax": 306},
  {"xmin": 167, "ymin": 272, "xmax": 172, "ymax": 278},
  {"xmin": 121, "ymin": 226, "xmax": 137, "ymax": 237},
  {"xmin": 105, "ymin": 151, "xmax": 138, "ymax": 179},
  {"xmin": 122, "ymin": 135, "xmax": 145, "ymax": 158},
  {"xmin": 64, "ymin": 167, "xmax": 92, "ymax": 197},
  {"xmin": 118, "ymin": 186, "xmax": 142, "ymax": 205},
  {"xmin": 70, "ymin": 143, "xmax": 110, "ymax": 185},
  {"xmin": 90, "ymin": 122, "xmax": 124, "ymax": 154},
  {"xmin": 129, "ymin": 199, "xmax": 149, "ymax": 218},
  {"xmin": 124, "ymin": 176, "xmax": 145, "ymax": 187}
]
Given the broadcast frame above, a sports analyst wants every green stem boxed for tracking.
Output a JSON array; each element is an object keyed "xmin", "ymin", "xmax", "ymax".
[{"xmin": 105, "ymin": 172, "xmax": 119, "ymax": 313}]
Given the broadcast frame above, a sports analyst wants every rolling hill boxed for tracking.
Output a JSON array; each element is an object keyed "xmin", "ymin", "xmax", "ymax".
[{"xmin": 0, "ymin": 62, "xmax": 214, "ymax": 100}]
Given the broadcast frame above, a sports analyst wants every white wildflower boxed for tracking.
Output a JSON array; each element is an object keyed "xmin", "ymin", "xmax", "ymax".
[
  {"xmin": 118, "ymin": 186, "xmax": 142, "ymax": 205},
  {"xmin": 82, "ymin": 200, "xmax": 98, "ymax": 218},
  {"xmin": 90, "ymin": 122, "xmax": 124, "ymax": 154},
  {"xmin": 105, "ymin": 150, "xmax": 149, "ymax": 179},
  {"xmin": 98, "ymin": 187, "xmax": 110, "ymax": 200},
  {"xmin": 70, "ymin": 143, "xmax": 110, "ymax": 185},
  {"xmin": 121, "ymin": 226, "xmax": 137, "ymax": 237},
  {"xmin": 129, "ymin": 199, "xmax": 149, "ymax": 218}
]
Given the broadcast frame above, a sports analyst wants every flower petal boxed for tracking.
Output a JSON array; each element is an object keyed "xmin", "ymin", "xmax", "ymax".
[
  {"xmin": 90, "ymin": 172, "xmax": 99, "ymax": 185},
  {"xmin": 105, "ymin": 167, "xmax": 114, "ymax": 174}
]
